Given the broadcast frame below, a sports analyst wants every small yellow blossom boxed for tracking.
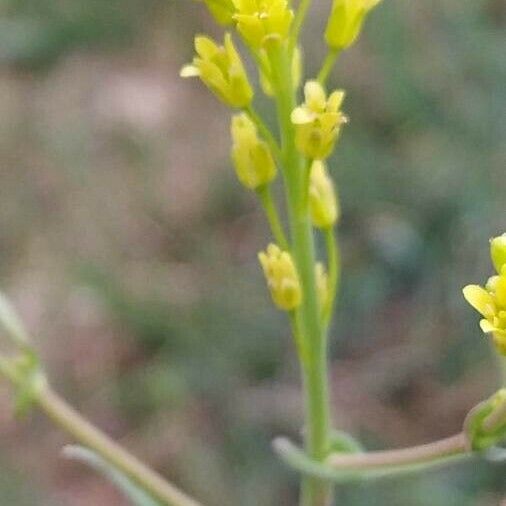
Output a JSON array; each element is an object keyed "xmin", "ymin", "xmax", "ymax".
[
  {"xmin": 180, "ymin": 33, "xmax": 253, "ymax": 108},
  {"xmin": 232, "ymin": 0, "xmax": 294, "ymax": 49},
  {"xmin": 231, "ymin": 113, "xmax": 277, "ymax": 190},
  {"xmin": 259, "ymin": 47, "xmax": 302, "ymax": 97},
  {"xmin": 198, "ymin": 0, "xmax": 236, "ymax": 25},
  {"xmin": 259, "ymin": 244, "xmax": 302, "ymax": 311},
  {"xmin": 309, "ymin": 161, "xmax": 339, "ymax": 229},
  {"xmin": 291, "ymin": 81, "xmax": 348, "ymax": 160},
  {"xmin": 463, "ymin": 234, "xmax": 506, "ymax": 355},
  {"xmin": 315, "ymin": 262, "xmax": 330, "ymax": 311},
  {"xmin": 325, "ymin": 0, "xmax": 381, "ymax": 51}
]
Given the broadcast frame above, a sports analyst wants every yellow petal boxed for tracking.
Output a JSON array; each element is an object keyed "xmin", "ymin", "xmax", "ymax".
[
  {"xmin": 327, "ymin": 89, "xmax": 345, "ymax": 112},
  {"xmin": 180, "ymin": 65, "xmax": 200, "ymax": 78},
  {"xmin": 480, "ymin": 319, "xmax": 496, "ymax": 334},
  {"xmin": 304, "ymin": 80, "xmax": 327, "ymax": 111},
  {"xmin": 463, "ymin": 285, "xmax": 496, "ymax": 318},
  {"xmin": 291, "ymin": 106, "xmax": 315, "ymax": 125}
]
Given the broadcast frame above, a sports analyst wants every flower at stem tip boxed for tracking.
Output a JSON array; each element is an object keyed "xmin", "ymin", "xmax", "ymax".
[
  {"xmin": 463, "ymin": 234, "xmax": 506, "ymax": 355},
  {"xmin": 232, "ymin": 0, "xmax": 294, "ymax": 49},
  {"xmin": 309, "ymin": 161, "xmax": 340, "ymax": 229},
  {"xmin": 291, "ymin": 81, "xmax": 348, "ymax": 160},
  {"xmin": 259, "ymin": 244, "xmax": 302, "ymax": 311},
  {"xmin": 180, "ymin": 33, "xmax": 253, "ymax": 108},
  {"xmin": 231, "ymin": 113, "xmax": 277, "ymax": 190},
  {"xmin": 325, "ymin": 0, "xmax": 382, "ymax": 51}
]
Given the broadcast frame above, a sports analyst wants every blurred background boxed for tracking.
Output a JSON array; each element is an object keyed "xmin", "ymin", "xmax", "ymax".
[{"xmin": 0, "ymin": 0, "xmax": 505, "ymax": 504}]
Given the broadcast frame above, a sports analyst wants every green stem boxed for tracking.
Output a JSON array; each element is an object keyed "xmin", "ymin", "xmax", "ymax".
[
  {"xmin": 323, "ymin": 228, "xmax": 340, "ymax": 327},
  {"xmin": 257, "ymin": 185, "xmax": 289, "ymax": 250},
  {"xmin": 267, "ymin": 42, "xmax": 332, "ymax": 506},
  {"xmin": 290, "ymin": 0, "xmax": 312, "ymax": 53},
  {"xmin": 245, "ymin": 105, "xmax": 283, "ymax": 162},
  {"xmin": 317, "ymin": 50, "xmax": 340, "ymax": 86}
]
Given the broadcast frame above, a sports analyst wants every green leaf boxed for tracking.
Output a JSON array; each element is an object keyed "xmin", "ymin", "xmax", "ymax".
[{"xmin": 63, "ymin": 446, "xmax": 161, "ymax": 506}]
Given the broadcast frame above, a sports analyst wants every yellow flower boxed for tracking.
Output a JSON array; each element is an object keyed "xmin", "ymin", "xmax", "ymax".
[
  {"xmin": 291, "ymin": 81, "xmax": 348, "ymax": 160},
  {"xmin": 463, "ymin": 234, "xmax": 506, "ymax": 355},
  {"xmin": 198, "ymin": 0, "xmax": 236, "ymax": 25},
  {"xmin": 259, "ymin": 46, "xmax": 302, "ymax": 97},
  {"xmin": 309, "ymin": 161, "xmax": 340, "ymax": 229},
  {"xmin": 180, "ymin": 33, "xmax": 253, "ymax": 108},
  {"xmin": 231, "ymin": 113, "xmax": 277, "ymax": 190},
  {"xmin": 259, "ymin": 244, "xmax": 302, "ymax": 311},
  {"xmin": 325, "ymin": 0, "xmax": 381, "ymax": 51},
  {"xmin": 232, "ymin": 0, "xmax": 294, "ymax": 49},
  {"xmin": 315, "ymin": 262, "xmax": 330, "ymax": 311}
]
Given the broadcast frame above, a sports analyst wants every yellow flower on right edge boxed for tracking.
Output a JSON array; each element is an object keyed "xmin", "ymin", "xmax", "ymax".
[{"xmin": 463, "ymin": 235, "xmax": 506, "ymax": 355}]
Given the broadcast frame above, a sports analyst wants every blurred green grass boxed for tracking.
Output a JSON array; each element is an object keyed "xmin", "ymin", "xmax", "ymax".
[{"xmin": 0, "ymin": 0, "xmax": 505, "ymax": 504}]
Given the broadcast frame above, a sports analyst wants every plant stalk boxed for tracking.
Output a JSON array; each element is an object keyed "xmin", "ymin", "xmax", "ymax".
[{"xmin": 267, "ymin": 41, "xmax": 333, "ymax": 506}]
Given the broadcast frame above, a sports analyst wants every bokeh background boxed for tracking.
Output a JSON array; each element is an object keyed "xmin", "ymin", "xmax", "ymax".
[{"xmin": 0, "ymin": 0, "xmax": 505, "ymax": 504}]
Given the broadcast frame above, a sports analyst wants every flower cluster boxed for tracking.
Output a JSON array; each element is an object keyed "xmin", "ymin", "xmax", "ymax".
[
  {"xmin": 463, "ymin": 235, "xmax": 506, "ymax": 355},
  {"xmin": 185, "ymin": 0, "xmax": 375, "ymax": 320}
]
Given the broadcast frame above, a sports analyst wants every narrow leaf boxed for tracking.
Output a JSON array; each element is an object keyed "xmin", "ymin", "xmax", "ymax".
[{"xmin": 63, "ymin": 445, "xmax": 161, "ymax": 506}]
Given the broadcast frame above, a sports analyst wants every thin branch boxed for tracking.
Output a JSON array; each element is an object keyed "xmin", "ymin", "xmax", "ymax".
[
  {"xmin": 317, "ymin": 50, "xmax": 340, "ymax": 86},
  {"xmin": 257, "ymin": 185, "xmax": 289, "ymax": 250}
]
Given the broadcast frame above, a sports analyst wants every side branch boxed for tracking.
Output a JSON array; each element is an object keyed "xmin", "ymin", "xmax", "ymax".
[{"xmin": 326, "ymin": 433, "xmax": 467, "ymax": 470}]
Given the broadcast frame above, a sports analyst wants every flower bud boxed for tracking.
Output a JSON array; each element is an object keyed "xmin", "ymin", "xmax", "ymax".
[
  {"xmin": 259, "ymin": 244, "xmax": 302, "ymax": 311},
  {"xmin": 291, "ymin": 81, "xmax": 348, "ymax": 160},
  {"xmin": 231, "ymin": 113, "xmax": 277, "ymax": 190},
  {"xmin": 309, "ymin": 161, "xmax": 339, "ymax": 229},
  {"xmin": 233, "ymin": 0, "xmax": 294, "ymax": 49},
  {"xmin": 325, "ymin": 0, "xmax": 381, "ymax": 51},
  {"xmin": 180, "ymin": 33, "xmax": 253, "ymax": 108},
  {"xmin": 491, "ymin": 234, "xmax": 506, "ymax": 274}
]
